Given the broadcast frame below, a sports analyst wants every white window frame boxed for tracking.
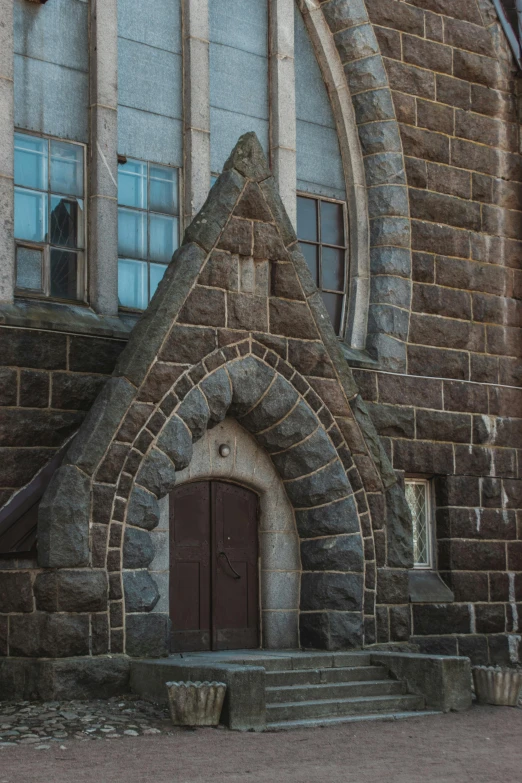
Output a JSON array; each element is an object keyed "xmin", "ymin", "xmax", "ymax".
[
  {"xmin": 14, "ymin": 130, "xmax": 88, "ymax": 304},
  {"xmin": 405, "ymin": 478, "xmax": 434, "ymax": 570}
]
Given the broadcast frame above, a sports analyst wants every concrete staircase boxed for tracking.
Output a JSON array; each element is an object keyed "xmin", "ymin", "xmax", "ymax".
[
  {"xmin": 130, "ymin": 649, "xmax": 461, "ymax": 731},
  {"xmin": 262, "ymin": 652, "xmax": 433, "ymax": 730}
]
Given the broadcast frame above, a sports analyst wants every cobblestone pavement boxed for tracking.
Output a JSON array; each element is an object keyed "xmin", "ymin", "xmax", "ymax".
[
  {"xmin": 0, "ymin": 704, "xmax": 520, "ymax": 782},
  {"xmin": 0, "ymin": 695, "xmax": 174, "ymax": 749}
]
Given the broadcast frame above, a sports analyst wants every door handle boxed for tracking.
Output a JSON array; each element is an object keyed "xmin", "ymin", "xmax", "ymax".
[{"xmin": 218, "ymin": 551, "xmax": 241, "ymax": 579}]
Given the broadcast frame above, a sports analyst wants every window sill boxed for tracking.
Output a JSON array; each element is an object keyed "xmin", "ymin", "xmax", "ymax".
[
  {"xmin": 339, "ymin": 343, "xmax": 380, "ymax": 369},
  {"xmin": 0, "ymin": 298, "xmax": 137, "ymax": 339},
  {"xmin": 409, "ymin": 570, "xmax": 454, "ymax": 603}
]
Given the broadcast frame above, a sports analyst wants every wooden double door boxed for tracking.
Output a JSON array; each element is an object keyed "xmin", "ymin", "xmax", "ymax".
[{"xmin": 169, "ymin": 481, "xmax": 259, "ymax": 652}]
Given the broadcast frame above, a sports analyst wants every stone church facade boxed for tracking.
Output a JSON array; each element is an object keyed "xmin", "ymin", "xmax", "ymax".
[{"xmin": 0, "ymin": 0, "xmax": 521, "ymax": 693}]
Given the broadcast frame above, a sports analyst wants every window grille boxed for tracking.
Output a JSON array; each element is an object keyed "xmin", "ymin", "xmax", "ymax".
[
  {"xmin": 405, "ymin": 479, "xmax": 433, "ymax": 569},
  {"xmin": 296, "ymin": 194, "xmax": 348, "ymax": 336},
  {"xmin": 14, "ymin": 132, "xmax": 86, "ymax": 302},
  {"xmin": 117, "ymin": 159, "xmax": 180, "ymax": 310}
]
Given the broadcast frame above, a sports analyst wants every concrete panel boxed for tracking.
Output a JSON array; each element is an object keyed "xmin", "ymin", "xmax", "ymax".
[
  {"xmin": 296, "ymin": 121, "xmax": 346, "ymax": 198},
  {"xmin": 262, "ymin": 571, "xmax": 300, "ymax": 611},
  {"xmin": 295, "ymin": 8, "xmax": 335, "ymax": 128},
  {"xmin": 210, "ymin": 108, "xmax": 269, "ymax": 174},
  {"xmin": 118, "ymin": 107, "xmax": 183, "ymax": 167},
  {"xmin": 260, "ymin": 532, "xmax": 301, "ymax": 572},
  {"xmin": 262, "ymin": 610, "xmax": 299, "ymax": 648},
  {"xmin": 209, "ymin": 0, "xmax": 268, "ymax": 56},
  {"xmin": 118, "ymin": 0, "xmax": 181, "ymax": 54},
  {"xmin": 294, "ymin": 7, "xmax": 346, "ymax": 200},
  {"xmin": 209, "ymin": 44, "xmax": 268, "ymax": 119},
  {"xmin": 118, "ymin": 40, "xmax": 182, "ymax": 120},
  {"xmin": 14, "ymin": 0, "xmax": 88, "ymax": 71},
  {"xmin": 14, "ymin": 55, "xmax": 88, "ymax": 142}
]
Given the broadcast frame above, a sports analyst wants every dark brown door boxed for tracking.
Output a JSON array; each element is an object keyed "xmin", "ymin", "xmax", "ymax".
[
  {"xmin": 169, "ymin": 482, "xmax": 211, "ymax": 652},
  {"xmin": 170, "ymin": 481, "xmax": 259, "ymax": 652}
]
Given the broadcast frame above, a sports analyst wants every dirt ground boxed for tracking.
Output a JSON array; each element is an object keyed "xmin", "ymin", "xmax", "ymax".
[{"xmin": 0, "ymin": 705, "xmax": 520, "ymax": 783}]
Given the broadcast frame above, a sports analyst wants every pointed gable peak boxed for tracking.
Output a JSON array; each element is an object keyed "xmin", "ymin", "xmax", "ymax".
[{"xmin": 223, "ymin": 132, "xmax": 271, "ymax": 183}]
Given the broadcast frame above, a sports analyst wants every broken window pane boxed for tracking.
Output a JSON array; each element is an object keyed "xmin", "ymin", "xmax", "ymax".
[
  {"xmin": 50, "ymin": 249, "xmax": 78, "ymax": 300},
  {"xmin": 50, "ymin": 197, "xmax": 81, "ymax": 248}
]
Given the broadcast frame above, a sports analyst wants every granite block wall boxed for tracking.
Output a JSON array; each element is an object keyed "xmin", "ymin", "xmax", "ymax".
[{"xmin": 0, "ymin": 0, "xmax": 520, "ymax": 667}]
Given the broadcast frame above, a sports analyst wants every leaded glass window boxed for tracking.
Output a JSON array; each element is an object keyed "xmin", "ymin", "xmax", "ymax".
[
  {"xmin": 405, "ymin": 479, "xmax": 433, "ymax": 569},
  {"xmin": 14, "ymin": 132, "xmax": 86, "ymax": 301},
  {"xmin": 297, "ymin": 194, "xmax": 348, "ymax": 336},
  {"xmin": 117, "ymin": 159, "xmax": 180, "ymax": 310}
]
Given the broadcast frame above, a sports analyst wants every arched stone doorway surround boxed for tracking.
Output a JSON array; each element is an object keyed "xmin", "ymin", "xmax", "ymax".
[
  {"xmin": 157, "ymin": 418, "xmax": 302, "ymax": 649},
  {"xmin": 119, "ymin": 350, "xmax": 364, "ymax": 655}
]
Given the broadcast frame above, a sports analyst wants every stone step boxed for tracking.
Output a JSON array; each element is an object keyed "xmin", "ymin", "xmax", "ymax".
[
  {"xmin": 266, "ymin": 710, "xmax": 442, "ymax": 731},
  {"xmin": 205, "ymin": 651, "xmax": 373, "ymax": 672},
  {"xmin": 265, "ymin": 665, "xmax": 391, "ymax": 687},
  {"xmin": 266, "ymin": 679, "xmax": 406, "ymax": 704},
  {"xmin": 266, "ymin": 693, "xmax": 426, "ymax": 723}
]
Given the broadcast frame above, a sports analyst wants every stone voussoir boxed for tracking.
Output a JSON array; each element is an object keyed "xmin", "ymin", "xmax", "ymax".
[
  {"xmin": 126, "ymin": 485, "xmax": 161, "ymax": 531},
  {"xmin": 226, "ymin": 355, "xmax": 276, "ymax": 417},
  {"xmin": 238, "ymin": 373, "xmax": 298, "ymax": 434},
  {"xmin": 284, "ymin": 458, "xmax": 352, "ymax": 508},
  {"xmin": 136, "ymin": 448, "xmax": 176, "ymax": 499}
]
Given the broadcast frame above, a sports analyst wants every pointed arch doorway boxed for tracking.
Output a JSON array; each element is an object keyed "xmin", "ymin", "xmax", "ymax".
[{"xmin": 170, "ymin": 480, "xmax": 260, "ymax": 652}]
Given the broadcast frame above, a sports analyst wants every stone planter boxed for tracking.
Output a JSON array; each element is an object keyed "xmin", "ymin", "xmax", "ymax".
[
  {"xmin": 166, "ymin": 681, "xmax": 227, "ymax": 726},
  {"xmin": 472, "ymin": 666, "xmax": 522, "ymax": 707}
]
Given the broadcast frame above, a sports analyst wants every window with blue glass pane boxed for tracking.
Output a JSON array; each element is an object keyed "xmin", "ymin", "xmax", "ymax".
[
  {"xmin": 117, "ymin": 158, "xmax": 179, "ymax": 310},
  {"xmin": 14, "ymin": 131, "xmax": 85, "ymax": 300}
]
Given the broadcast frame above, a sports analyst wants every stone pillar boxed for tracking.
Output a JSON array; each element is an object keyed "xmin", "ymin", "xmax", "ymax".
[
  {"xmin": 88, "ymin": 0, "xmax": 119, "ymax": 315},
  {"xmin": 269, "ymin": 0, "xmax": 297, "ymax": 228},
  {"xmin": 0, "ymin": 0, "xmax": 14, "ymax": 304},
  {"xmin": 183, "ymin": 0, "xmax": 211, "ymax": 224}
]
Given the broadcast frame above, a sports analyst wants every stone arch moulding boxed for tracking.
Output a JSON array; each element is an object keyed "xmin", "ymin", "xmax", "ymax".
[
  {"xmin": 299, "ymin": 0, "xmax": 413, "ymax": 371},
  {"xmin": 38, "ymin": 133, "xmax": 406, "ymax": 659}
]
